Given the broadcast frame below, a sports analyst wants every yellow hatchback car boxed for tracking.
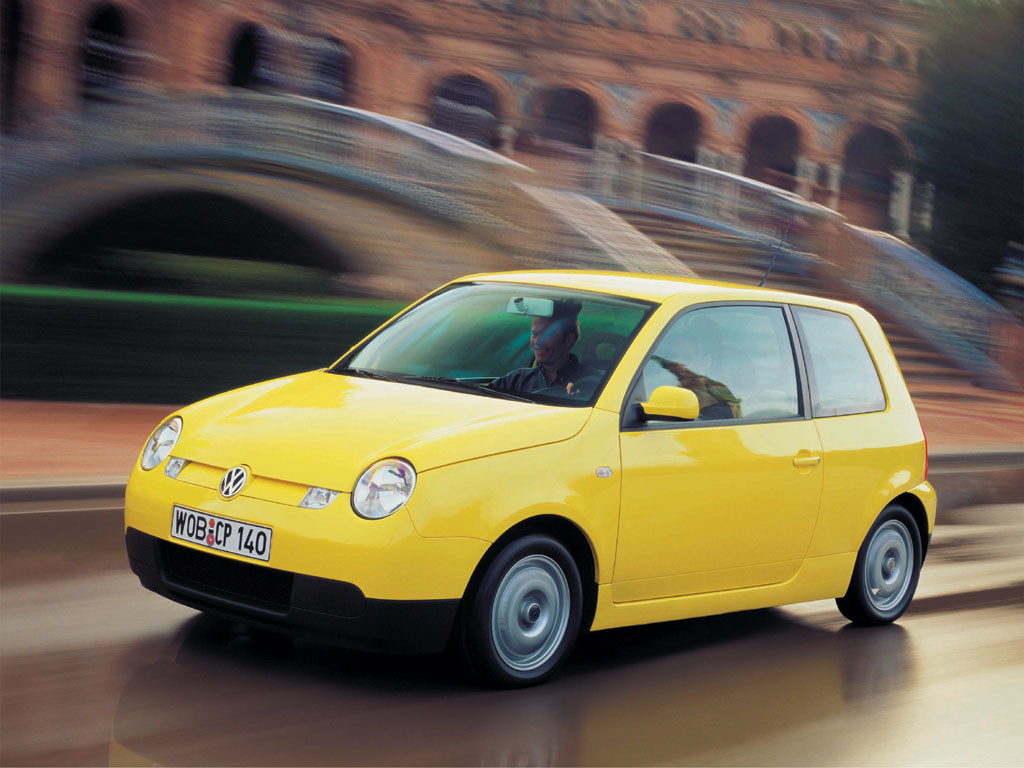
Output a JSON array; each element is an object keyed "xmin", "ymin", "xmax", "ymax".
[{"xmin": 126, "ymin": 271, "xmax": 935, "ymax": 685}]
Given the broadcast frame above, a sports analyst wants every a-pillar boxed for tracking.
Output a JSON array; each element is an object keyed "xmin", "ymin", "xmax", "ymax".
[
  {"xmin": 825, "ymin": 163, "xmax": 842, "ymax": 211},
  {"xmin": 795, "ymin": 157, "xmax": 820, "ymax": 200},
  {"xmin": 889, "ymin": 171, "xmax": 913, "ymax": 239}
]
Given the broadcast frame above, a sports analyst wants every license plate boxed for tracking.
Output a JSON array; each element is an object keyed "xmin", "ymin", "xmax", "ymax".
[{"xmin": 171, "ymin": 506, "xmax": 272, "ymax": 562}]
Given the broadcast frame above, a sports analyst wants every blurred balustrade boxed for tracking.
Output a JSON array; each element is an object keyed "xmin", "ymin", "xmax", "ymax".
[
  {"xmin": 1, "ymin": 91, "xmax": 685, "ymax": 290},
  {"xmin": 530, "ymin": 142, "xmax": 1023, "ymax": 391},
  {"xmin": 3, "ymin": 92, "xmax": 1021, "ymax": 391}
]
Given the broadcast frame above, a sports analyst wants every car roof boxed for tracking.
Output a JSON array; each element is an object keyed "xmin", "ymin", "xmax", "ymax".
[{"xmin": 458, "ymin": 270, "xmax": 862, "ymax": 312}]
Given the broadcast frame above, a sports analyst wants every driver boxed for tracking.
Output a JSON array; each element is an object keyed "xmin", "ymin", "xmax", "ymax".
[{"xmin": 492, "ymin": 299, "xmax": 599, "ymax": 397}]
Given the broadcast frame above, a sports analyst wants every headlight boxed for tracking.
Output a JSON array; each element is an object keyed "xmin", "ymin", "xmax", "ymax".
[
  {"xmin": 141, "ymin": 417, "xmax": 182, "ymax": 470},
  {"xmin": 352, "ymin": 458, "xmax": 416, "ymax": 519}
]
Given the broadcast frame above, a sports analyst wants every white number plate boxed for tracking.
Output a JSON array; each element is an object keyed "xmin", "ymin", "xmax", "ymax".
[{"xmin": 171, "ymin": 505, "xmax": 272, "ymax": 562}]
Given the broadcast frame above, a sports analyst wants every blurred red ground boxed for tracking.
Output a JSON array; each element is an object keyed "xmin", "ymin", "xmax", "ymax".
[
  {"xmin": 1, "ymin": 397, "xmax": 1022, "ymax": 487},
  {"xmin": 0, "ymin": 400, "xmax": 176, "ymax": 486}
]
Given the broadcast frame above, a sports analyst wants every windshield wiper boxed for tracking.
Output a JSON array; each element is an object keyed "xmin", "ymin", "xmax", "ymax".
[
  {"xmin": 329, "ymin": 367, "xmax": 403, "ymax": 382},
  {"xmin": 396, "ymin": 374, "xmax": 533, "ymax": 403}
]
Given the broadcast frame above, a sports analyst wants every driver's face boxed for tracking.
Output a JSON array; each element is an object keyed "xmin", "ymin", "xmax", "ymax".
[{"xmin": 530, "ymin": 316, "xmax": 575, "ymax": 365}]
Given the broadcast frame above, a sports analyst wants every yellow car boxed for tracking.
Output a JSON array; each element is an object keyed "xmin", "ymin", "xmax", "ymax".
[{"xmin": 125, "ymin": 271, "xmax": 935, "ymax": 685}]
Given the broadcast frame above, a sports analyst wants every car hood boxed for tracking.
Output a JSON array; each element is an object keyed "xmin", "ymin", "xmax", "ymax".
[{"xmin": 175, "ymin": 371, "xmax": 591, "ymax": 491}]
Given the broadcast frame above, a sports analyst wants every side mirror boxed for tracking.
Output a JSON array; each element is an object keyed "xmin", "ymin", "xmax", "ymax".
[{"xmin": 641, "ymin": 386, "xmax": 699, "ymax": 422}]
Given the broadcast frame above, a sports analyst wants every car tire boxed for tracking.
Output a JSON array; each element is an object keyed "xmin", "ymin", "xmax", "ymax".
[
  {"xmin": 837, "ymin": 504, "xmax": 922, "ymax": 626},
  {"xmin": 458, "ymin": 534, "xmax": 583, "ymax": 687}
]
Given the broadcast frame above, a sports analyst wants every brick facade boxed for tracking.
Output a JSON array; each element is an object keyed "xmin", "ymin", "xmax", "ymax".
[{"xmin": 2, "ymin": 0, "xmax": 937, "ymax": 231}]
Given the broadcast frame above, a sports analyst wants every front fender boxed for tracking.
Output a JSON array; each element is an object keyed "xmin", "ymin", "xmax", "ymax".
[{"xmin": 406, "ymin": 408, "xmax": 621, "ymax": 583}]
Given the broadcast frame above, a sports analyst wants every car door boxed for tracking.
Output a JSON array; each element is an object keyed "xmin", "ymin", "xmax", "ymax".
[{"xmin": 613, "ymin": 303, "xmax": 824, "ymax": 602}]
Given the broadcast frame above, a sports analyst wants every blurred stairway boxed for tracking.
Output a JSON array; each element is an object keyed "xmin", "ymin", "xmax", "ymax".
[{"xmin": 610, "ymin": 207, "xmax": 1022, "ymax": 408}]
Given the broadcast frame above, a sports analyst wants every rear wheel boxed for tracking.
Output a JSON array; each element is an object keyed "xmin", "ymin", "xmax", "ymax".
[
  {"xmin": 459, "ymin": 534, "xmax": 582, "ymax": 687},
  {"xmin": 837, "ymin": 505, "xmax": 922, "ymax": 626}
]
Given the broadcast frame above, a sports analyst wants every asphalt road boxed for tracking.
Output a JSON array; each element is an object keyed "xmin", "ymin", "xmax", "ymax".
[{"xmin": 2, "ymin": 469, "xmax": 1022, "ymax": 767}]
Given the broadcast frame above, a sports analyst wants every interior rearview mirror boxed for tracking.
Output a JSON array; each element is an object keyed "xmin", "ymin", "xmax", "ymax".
[
  {"xmin": 506, "ymin": 297, "xmax": 554, "ymax": 318},
  {"xmin": 641, "ymin": 386, "xmax": 699, "ymax": 422}
]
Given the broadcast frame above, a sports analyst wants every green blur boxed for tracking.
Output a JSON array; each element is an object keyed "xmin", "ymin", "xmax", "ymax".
[{"xmin": 0, "ymin": 284, "xmax": 405, "ymax": 404}]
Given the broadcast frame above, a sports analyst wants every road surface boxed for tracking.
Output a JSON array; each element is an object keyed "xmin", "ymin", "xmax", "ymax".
[{"xmin": 2, "ymin": 469, "xmax": 1022, "ymax": 766}]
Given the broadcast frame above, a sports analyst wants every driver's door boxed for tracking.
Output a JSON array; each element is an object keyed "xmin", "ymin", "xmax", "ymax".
[{"xmin": 612, "ymin": 303, "xmax": 823, "ymax": 602}]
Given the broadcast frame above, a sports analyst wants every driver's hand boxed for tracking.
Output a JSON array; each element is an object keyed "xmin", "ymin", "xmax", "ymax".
[{"xmin": 565, "ymin": 379, "xmax": 594, "ymax": 396}]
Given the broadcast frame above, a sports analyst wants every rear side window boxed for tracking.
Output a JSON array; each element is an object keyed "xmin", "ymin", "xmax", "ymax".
[{"xmin": 793, "ymin": 306, "xmax": 886, "ymax": 417}]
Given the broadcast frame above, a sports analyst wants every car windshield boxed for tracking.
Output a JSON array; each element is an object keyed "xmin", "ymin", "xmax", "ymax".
[{"xmin": 330, "ymin": 282, "xmax": 655, "ymax": 406}]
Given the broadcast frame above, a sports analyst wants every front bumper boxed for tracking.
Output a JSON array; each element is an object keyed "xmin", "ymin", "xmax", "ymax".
[
  {"xmin": 126, "ymin": 528, "xmax": 460, "ymax": 653},
  {"xmin": 125, "ymin": 466, "xmax": 488, "ymax": 600}
]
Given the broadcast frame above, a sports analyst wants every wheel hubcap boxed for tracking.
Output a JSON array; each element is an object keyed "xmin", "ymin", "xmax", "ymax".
[
  {"xmin": 864, "ymin": 520, "xmax": 914, "ymax": 612},
  {"xmin": 491, "ymin": 554, "xmax": 570, "ymax": 672}
]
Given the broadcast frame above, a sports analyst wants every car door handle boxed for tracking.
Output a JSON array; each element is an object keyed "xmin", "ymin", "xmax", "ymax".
[{"xmin": 792, "ymin": 456, "xmax": 822, "ymax": 467}]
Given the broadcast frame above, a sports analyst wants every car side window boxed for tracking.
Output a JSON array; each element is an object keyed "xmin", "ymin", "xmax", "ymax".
[
  {"xmin": 631, "ymin": 305, "xmax": 801, "ymax": 423},
  {"xmin": 792, "ymin": 306, "xmax": 886, "ymax": 417}
]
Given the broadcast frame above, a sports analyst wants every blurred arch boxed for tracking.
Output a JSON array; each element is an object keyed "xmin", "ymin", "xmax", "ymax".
[
  {"xmin": 535, "ymin": 87, "xmax": 598, "ymax": 149},
  {"xmin": 797, "ymin": 26, "xmax": 818, "ymax": 56},
  {"xmin": 839, "ymin": 124, "xmax": 909, "ymax": 230},
  {"xmin": 81, "ymin": 3, "xmax": 130, "ymax": 102},
  {"xmin": 27, "ymin": 189, "xmax": 352, "ymax": 289},
  {"xmin": 644, "ymin": 103, "xmax": 702, "ymax": 162},
  {"xmin": 823, "ymin": 31, "xmax": 842, "ymax": 61},
  {"xmin": 742, "ymin": 116, "xmax": 803, "ymax": 191},
  {"xmin": 311, "ymin": 37, "xmax": 352, "ymax": 104},
  {"xmin": 429, "ymin": 74, "xmax": 501, "ymax": 148},
  {"xmin": 892, "ymin": 43, "xmax": 910, "ymax": 69},
  {"xmin": 1, "ymin": 0, "xmax": 25, "ymax": 129},
  {"xmin": 774, "ymin": 23, "xmax": 794, "ymax": 52},
  {"xmin": 863, "ymin": 36, "xmax": 882, "ymax": 62},
  {"xmin": 227, "ymin": 23, "xmax": 271, "ymax": 89}
]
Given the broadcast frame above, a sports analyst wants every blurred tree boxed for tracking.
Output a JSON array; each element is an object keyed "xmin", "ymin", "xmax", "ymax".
[{"xmin": 910, "ymin": 0, "xmax": 1024, "ymax": 295}]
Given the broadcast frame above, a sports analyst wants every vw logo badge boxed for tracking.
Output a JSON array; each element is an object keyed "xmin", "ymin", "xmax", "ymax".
[{"xmin": 219, "ymin": 466, "xmax": 248, "ymax": 499}]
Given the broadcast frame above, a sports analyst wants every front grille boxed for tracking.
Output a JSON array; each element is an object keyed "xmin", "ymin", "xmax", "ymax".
[{"xmin": 160, "ymin": 540, "xmax": 294, "ymax": 610}]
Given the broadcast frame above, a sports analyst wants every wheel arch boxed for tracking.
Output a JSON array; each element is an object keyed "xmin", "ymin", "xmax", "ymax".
[
  {"xmin": 890, "ymin": 491, "xmax": 930, "ymax": 560},
  {"xmin": 462, "ymin": 515, "xmax": 600, "ymax": 633}
]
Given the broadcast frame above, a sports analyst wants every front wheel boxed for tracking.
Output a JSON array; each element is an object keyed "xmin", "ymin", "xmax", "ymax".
[
  {"xmin": 837, "ymin": 505, "xmax": 922, "ymax": 626},
  {"xmin": 458, "ymin": 534, "xmax": 583, "ymax": 687}
]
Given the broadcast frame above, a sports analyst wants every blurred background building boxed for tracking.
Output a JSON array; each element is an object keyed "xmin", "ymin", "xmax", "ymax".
[
  {"xmin": 1, "ymin": 0, "xmax": 1021, "ymax": 407},
  {"xmin": 2, "ymin": 0, "xmax": 933, "ymax": 236}
]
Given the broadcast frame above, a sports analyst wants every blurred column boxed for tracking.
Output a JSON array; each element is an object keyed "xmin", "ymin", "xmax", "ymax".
[
  {"xmin": 912, "ymin": 180, "xmax": 935, "ymax": 235},
  {"xmin": 618, "ymin": 139, "xmax": 643, "ymax": 201},
  {"xmin": 890, "ymin": 170, "xmax": 913, "ymax": 239},
  {"xmin": 594, "ymin": 134, "xmax": 616, "ymax": 196},
  {"xmin": 825, "ymin": 163, "xmax": 842, "ymax": 210},
  {"xmin": 170, "ymin": 1, "xmax": 220, "ymax": 94},
  {"xmin": 499, "ymin": 124, "xmax": 517, "ymax": 155},
  {"xmin": 719, "ymin": 151, "xmax": 743, "ymax": 175},
  {"xmin": 696, "ymin": 144, "xmax": 720, "ymax": 169},
  {"xmin": 22, "ymin": 3, "xmax": 78, "ymax": 114},
  {"xmin": 795, "ymin": 156, "xmax": 819, "ymax": 199}
]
